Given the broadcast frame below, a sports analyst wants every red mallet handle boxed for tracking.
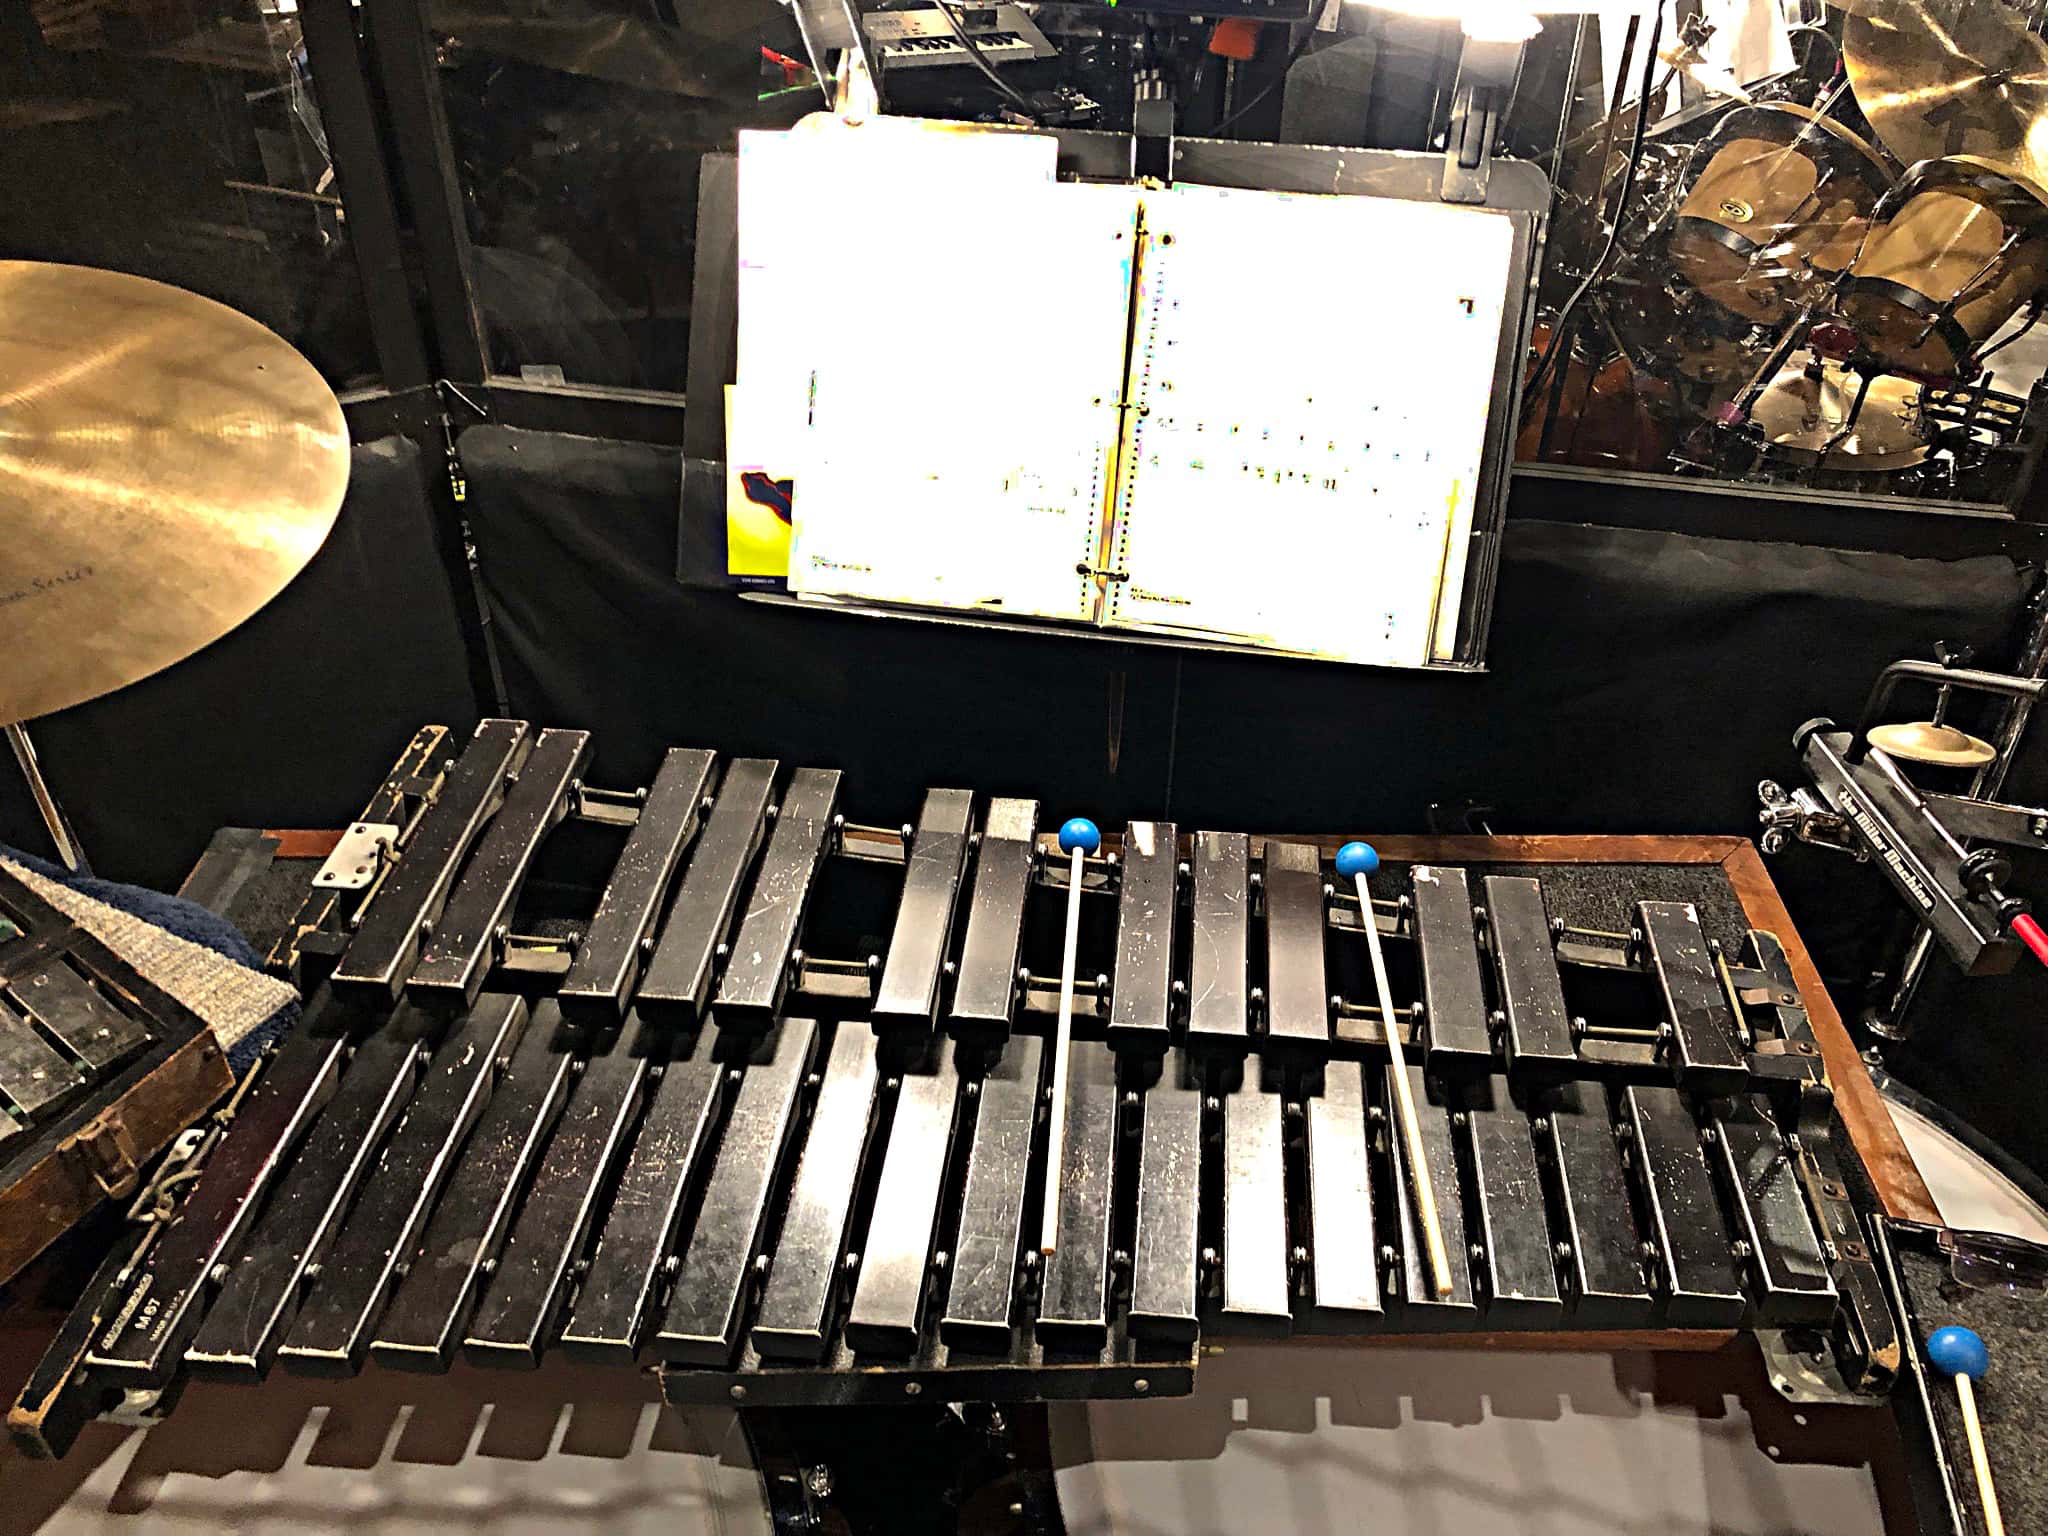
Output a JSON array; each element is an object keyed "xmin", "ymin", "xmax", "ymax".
[{"xmin": 2009, "ymin": 913, "xmax": 2048, "ymax": 970}]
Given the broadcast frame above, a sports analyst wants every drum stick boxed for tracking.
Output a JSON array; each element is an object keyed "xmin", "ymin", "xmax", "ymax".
[
  {"xmin": 1338, "ymin": 842, "xmax": 1454, "ymax": 1298},
  {"xmin": 1041, "ymin": 816, "xmax": 1099, "ymax": 1255}
]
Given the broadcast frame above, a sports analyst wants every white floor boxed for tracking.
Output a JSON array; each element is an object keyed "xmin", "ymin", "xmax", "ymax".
[
  {"xmin": 0, "ymin": 1334, "xmax": 1897, "ymax": 1536},
  {"xmin": 1053, "ymin": 1344, "xmax": 1886, "ymax": 1536}
]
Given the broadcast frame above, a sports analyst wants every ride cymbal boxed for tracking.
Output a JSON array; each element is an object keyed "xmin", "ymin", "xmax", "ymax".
[
  {"xmin": 0, "ymin": 262, "xmax": 348, "ymax": 726},
  {"xmin": 1846, "ymin": 0, "xmax": 2048, "ymax": 184}
]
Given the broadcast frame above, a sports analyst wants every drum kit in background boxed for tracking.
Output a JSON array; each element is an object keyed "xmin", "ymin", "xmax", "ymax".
[{"xmin": 1523, "ymin": 0, "xmax": 2048, "ymax": 494}]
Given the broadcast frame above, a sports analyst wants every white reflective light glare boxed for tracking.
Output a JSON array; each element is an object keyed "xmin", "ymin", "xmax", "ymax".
[{"xmin": 1340, "ymin": 0, "xmax": 1606, "ymax": 42}]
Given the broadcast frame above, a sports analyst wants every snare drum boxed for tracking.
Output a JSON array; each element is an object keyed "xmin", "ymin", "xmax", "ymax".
[
  {"xmin": 1843, "ymin": 156, "xmax": 2048, "ymax": 377},
  {"xmin": 1668, "ymin": 103, "xmax": 1893, "ymax": 326}
]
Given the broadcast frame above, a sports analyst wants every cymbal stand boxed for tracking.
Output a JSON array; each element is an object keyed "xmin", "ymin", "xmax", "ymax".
[{"xmin": 6, "ymin": 722, "xmax": 90, "ymax": 875}]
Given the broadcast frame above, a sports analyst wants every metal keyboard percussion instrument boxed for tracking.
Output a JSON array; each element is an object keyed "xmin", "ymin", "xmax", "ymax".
[{"xmin": 12, "ymin": 723, "xmax": 1907, "ymax": 1454}]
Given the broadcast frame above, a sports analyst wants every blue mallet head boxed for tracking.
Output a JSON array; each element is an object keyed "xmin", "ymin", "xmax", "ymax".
[
  {"xmin": 1928, "ymin": 1325, "xmax": 1989, "ymax": 1382},
  {"xmin": 1335, "ymin": 841, "xmax": 1380, "ymax": 879},
  {"xmin": 1058, "ymin": 817, "xmax": 1101, "ymax": 855}
]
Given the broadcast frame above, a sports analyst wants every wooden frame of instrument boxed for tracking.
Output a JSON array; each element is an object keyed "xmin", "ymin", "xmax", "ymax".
[{"xmin": 0, "ymin": 868, "xmax": 233, "ymax": 1284}]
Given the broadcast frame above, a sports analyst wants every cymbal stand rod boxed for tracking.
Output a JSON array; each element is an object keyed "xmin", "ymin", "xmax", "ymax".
[
  {"xmin": 1819, "ymin": 366, "xmax": 1877, "ymax": 457},
  {"xmin": 5, "ymin": 722, "xmax": 90, "ymax": 875}
]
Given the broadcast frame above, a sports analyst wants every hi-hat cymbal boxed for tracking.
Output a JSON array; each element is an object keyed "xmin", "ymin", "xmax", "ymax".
[
  {"xmin": 0, "ymin": 262, "xmax": 348, "ymax": 727},
  {"xmin": 1748, "ymin": 357, "xmax": 1930, "ymax": 469},
  {"xmin": 1845, "ymin": 0, "xmax": 2048, "ymax": 185},
  {"xmin": 1867, "ymin": 720, "xmax": 1998, "ymax": 766}
]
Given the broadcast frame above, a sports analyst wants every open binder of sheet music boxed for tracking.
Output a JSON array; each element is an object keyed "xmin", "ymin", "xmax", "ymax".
[{"xmin": 732, "ymin": 118, "xmax": 1515, "ymax": 667}]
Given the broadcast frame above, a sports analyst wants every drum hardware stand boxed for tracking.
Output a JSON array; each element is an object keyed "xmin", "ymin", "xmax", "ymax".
[
  {"xmin": 5, "ymin": 721, "xmax": 90, "ymax": 875},
  {"xmin": 1906, "ymin": 233, "xmax": 2031, "ymax": 356},
  {"xmin": 1815, "ymin": 358, "xmax": 1882, "ymax": 458},
  {"xmin": 1870, "ymin": 615, "xmax": 2048, "ymax": 1037},
  {"xmin": 1758, "ymin": 658, "xmax": 2048, "ymax": 1032}
]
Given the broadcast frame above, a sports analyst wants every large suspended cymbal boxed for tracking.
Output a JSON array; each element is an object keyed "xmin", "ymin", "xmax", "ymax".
[
  {"xmin": 1845, "ymin": 0, "xmax": 2048, "ymax": 185},
  {"xmin": 0, "ymin": 262, "xmax": 348, "ymax": 727}
]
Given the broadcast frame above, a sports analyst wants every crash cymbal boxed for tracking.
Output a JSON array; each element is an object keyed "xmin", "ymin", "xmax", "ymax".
[
  {"xmin": 0, "ymin": 262, "xmax": 348, "ymax": 727},
  {"xmin": 1748, "ymin": 357, "xmax": 1930, "ymax": 469},
  {"xmin": 1845, "ymin": 0, "xmax": 2048, "ymax": 185},
  {"xmin": 1867, "ymin": 720, "xmax": 1998, "ymax": 766}
]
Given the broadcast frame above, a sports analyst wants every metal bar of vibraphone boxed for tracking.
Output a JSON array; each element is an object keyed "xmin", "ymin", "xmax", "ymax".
[
  {"xmin": 650, "ymin": 1017, "xmax": 816, "ymax": 1364},
  {"xmin": 715, "ymin": 770, "xmax": 842, "ymax": 1028},
  {"xmin": 463, "ymin": 1014, "xmax": 659, "ymax": 1366},
  {"xmin": 1107, "ymin": 820, "xmax": 1177, "ymax": 1050},
  {"xmin": 1184, "ymin": 831, "xmax": 1249, "ymax": 1047},
  {"xmin": 750, "ymin": 1023, "xmax": 883, "ymax": 1361},
  {"xmin": 557, "ymin": 747, "xmax": 717, "ymax": 1025},
  {"xmin": 1620, "ymin": 1084, "xmax": 1746, "ymax": 1328},
  {"xmin": 1541, "ymin": 1079, "xmax": 1653, "ymax": 1326},
  {"xmin": 1703, "ymin": 1095, "xmax": 1837, "ymax": 1327},
  {"xmin": 1459, "ymin": 1074, "xmax": 1564, "ymax": 1324},
  {"xmin": 85, "ymin": 1000, "xmax": 360, "ymax": 1387},
  {"xmin": 9, "ymin": 962, "xmax": 149, "ymax": 1074},
  {"xmin": 1637, "ymin": 901, "xmax": 1748, "ymax": 1095},
  {"xmin": 1127, "ymin": 1049, "xmax": 1201, "ymax": 1344},
  {"xmin": 371, "ymin": 1002, "xmax": 579, "ymax": 1370},
  {"xmin": 279, "ymin": 994, "xmax": 529, "ymax": 1374},
  {"xmin": 1304, "ymin": 1059, "xmax": 1382, "ymax": 1327},
  {"xmin": 558, "ymin": 1024, "xmax": 727, "ymax": 1363},
  {"xmin": 1483, "ymin": 876, "xmax": 1578, "ymax": 1075},
  {"xmin": 1410, "ymin": 864, "xmax": 1493, "ymax": 1068},
  {"xmin": 1261, "ymin": 842, "xmax": 1329, "ymax": 1047},
  {"xmin": 332, "ymin": 719, "xmax": 530, "ymax": 1005},
  {"xmin": 1219, "ymin": 1056, "xmax": 1291, "ymax": 1333},
  {"xmin": 871, "ymin": 789, "xmax": 975, "ymax": 1035},
  {"xmin": 1386, "ymin": 1063, "xmax": 1476, "ymax": 1321},
  {"xmin": 939, "ymin": 1034, "xmax": 1044, "ymax": 1351},
  {"xmin": 408, "ymin": 729, "xmax": 591, "ymax": 1010},
  {"xmin": 843, "ymin": 1036, "xmax": 963, "ymax": 1357},
  {"xmin": 949, "ymin": 798, "xmax": 1040, "ymax": 1037},
  {"xmin": 636, "ymin": 757, "xmax": 777, "ymax": 1024},
  {"xmin": 185, "ymin": 1005, "xmax": 445, "ymax": 1378},
  {"xmin": 1034, "ymin": 1039, "xmax": 1119, "ymax": 1350},
  {"xmin": 0, "ymin": 999, "xmax": 78, "ymax": 1117}
]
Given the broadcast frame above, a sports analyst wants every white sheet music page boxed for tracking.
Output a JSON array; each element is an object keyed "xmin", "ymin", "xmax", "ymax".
[
  {"xmin": 733, "ymin": 117, "xmax": 1062, "ymax": 573},
  {"xmin": 1107, "ymin": 182, "xmax": 1513, "ymax": 665},
  {"xmin": 762, "ymin": 135, "xmax": 1136, "ymax": 620}
]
